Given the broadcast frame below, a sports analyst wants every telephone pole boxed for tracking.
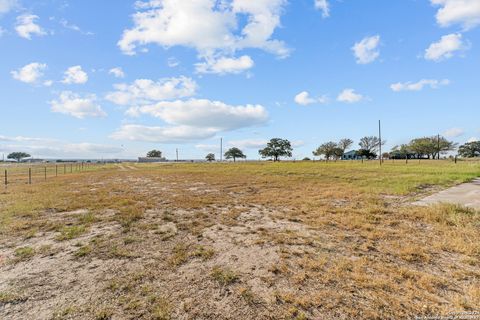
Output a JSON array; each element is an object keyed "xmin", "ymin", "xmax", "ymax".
[
  {"xmin": 378, "ymin": 120, "xmax": 382, "ymax": 166},
  {"xmin": 437, "ymin": 134, "xmax": 440, "ymax": 160},
  {"xmin": 176, "ymin": 148, "xmax": 179, "ymax": 162},
  {"xmin": 220, "ymin": 138, "xmax": 223, "ymax": 162}
]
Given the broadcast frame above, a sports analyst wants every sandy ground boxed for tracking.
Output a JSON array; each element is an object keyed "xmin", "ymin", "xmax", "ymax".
[{"xmin": 414, "ymin": 178, "xmax": 480, "ymax": 209}]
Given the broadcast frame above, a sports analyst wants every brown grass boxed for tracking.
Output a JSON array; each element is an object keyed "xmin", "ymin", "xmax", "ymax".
[{"xmin": 0, "ymin": 161, "xmax": 479, "ymax": 319}]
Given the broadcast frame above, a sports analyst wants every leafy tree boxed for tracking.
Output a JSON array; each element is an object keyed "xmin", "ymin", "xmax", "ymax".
[
  {"xmin": 359, "ymin": 136, "xmax": 385, "ymax": 153},
  {"xmin": 313, "ymin": 142, "xmax": 340, "ymax": 160},
  {"xmin": 357, "ymin": 149, "xmax": 377, "ymax": 160},
  {"xmin": 7, "ymin": 152, "xmax": 31, "ymax": 162},
  {"xmin": 458, "ymin": 141, "xmax": 480, "ymax": 158},
  {"xmin": 259, "ymin": 138, "xmax": 293, "ymax": 162},
  {"xmin": 338, "ymin": 138, "xmax": 354, "ymax": 153},
  {"xmin": 302, "ymin": 157, "xmax": 311, "ymax": 161},
  {"xmin": 146, "ymin": 150, "xmax": 162, "ymax": 158},
  {"xmin": 390, "ymin": 144, "xmax": 413, "ymax": 159},
  {"xmin": 409, "ymin": 136, "xmax": 456, "ymax": 159},
  {"xmin": 205, "ymin": 153, "xmax": 216, "ymax": 162},
  {"xmin": 224, "ymin": 147, "xmax": 246, "ymax": 162}
]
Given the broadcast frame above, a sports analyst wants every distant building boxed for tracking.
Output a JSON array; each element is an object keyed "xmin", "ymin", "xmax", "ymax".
[
  {"xmin": 342, "ymin": 150, "xmax": 362, "ymax": 160},
  {"xmin": 138, "ymin": 157, "xmax": 167, "ymax": 163}
]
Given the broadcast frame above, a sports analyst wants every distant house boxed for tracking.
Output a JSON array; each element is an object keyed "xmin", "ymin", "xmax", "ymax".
[
  {"xmin": 138, "ymin": 157, "xmax": 166, "ymax": 163},
  {"xmin": 342, "ymin": 150, "xmax": 362, "ymax": 160}
]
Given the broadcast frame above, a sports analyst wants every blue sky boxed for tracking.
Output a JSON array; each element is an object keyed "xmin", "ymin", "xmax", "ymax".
[{"xmin": 1, "ymin": 0, "xmax": 479, "ymax": 160}]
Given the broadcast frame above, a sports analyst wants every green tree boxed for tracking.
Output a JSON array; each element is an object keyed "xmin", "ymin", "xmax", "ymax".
[
  {"xmin": 205, "ymin": 153, "xmax": 216, "ymax": 162},
  {"xmin": 458, "ymin": 141, "xmax": 480, "ymax": 158},
  {"xmin": 7, "ymin": 152, "xmax": 31, "ymax": 162},
  {"xmin": 338, "ymin": 138, "xmax": 354, "ymax": 153},
  {"xmin": 359, "ymin": 136, "xmax": 385, "ymax": 154},
  {"xmin": 408, "ymin": 136, "xmax": 456, "ymax": 159},
  {"xmin": 224, "ymin": 148, "xmax": 246, "ymax": 162},
  {"xmin": 390, "ymin": 144, "xmax": 412, "ymax": 159},
  {"xmin": 146, "ymin": 150, "xmax": 162, "ymax": 158},
  {"xmin": 259, "ymin": 138, "xmax": 293, "ymax": 162},
  {"xmin": 357, "ymin": 149, "xmax": 377, "ymax": 160},
  {"xmin": 313, "ymin": 142, "xmax": 340, "ymax": 160}
]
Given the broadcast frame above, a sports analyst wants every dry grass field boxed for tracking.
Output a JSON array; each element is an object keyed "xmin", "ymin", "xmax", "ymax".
[{"xmin": 0, "ymin": 161, "xmax": 479, "ymax": 319}]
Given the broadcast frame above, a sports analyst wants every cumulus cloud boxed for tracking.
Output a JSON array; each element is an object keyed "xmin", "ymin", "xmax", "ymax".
[
  {"xmin": 62, "ymin": 65, "xmax": 89, "ymax": 84},
  {"xmin": 390, "ymin": 79, "xmax": 450, "ymax": 92},
  {"xmin": 109, "ymin": 67, "xmax": 125, "ymax": 78},
  {"xmin": 467, "ymin": 137, "xmax": 479, "ymax": 143},
  {"xmin": 0, "ymin": 142, "xmax": 123, "ymax": 158},
  {"xmin": 15, "ymin": 14, "xmax": 46, "ymax": 39},
  {"xmin": 127, "ymin": 99, "xmax": 268, "ymax": 131},
  {"xmin": 228, "ymin": 139, "xmax": 268, "ymax": 149},
  {"xmin": 314, "ymin": 0, "xmax": 330, "ymax": 18},
  {"xmin": 113, "ymin": 98, "xmax": 268, "ymax": 143},
  {"xmin": 294, "ymin": 91, "xmax": 328, "ymax": 106},
  {"xmin": 118, "ymin": 0, "xmax": 289, "ymax": 70},
  {"xmin": 0, "ymin": 0, "xmax": 17, "ymax": 14},
  {"xmin": 195, "ymin": 143, "xmax": 220, "ymax": 153},
  {"xmin": 337, "ymin": 89, "xmax": 364, "ymax": 103},
  {"xmin": 50, "ymin": 91, "xmax": 106, "ymax": 119},
  {"xmin": 443, "ymin": 127, "xmax": 464, "ymax": 138},
  {"xmin": 106, "ymin": 76, "xmax": 197, "ymax": 106},
  {"xmin": 195, "ymin": 55, "xmax": 254, "ymax": 74},
  {"xmin": 11, "ymin": 62, "xmax": 47, "ymax": 84},
  {"xmin": 424, "ymin": 33, "xmax": 467, "ymax": 61},
  {"xmin": 111, "ymin": 124, "xmax": 217, "ymax": 143},
  {"xmin": 431, "ymin": 0, "xmax": 480, "ymax": 30},
  {"xmin": 352, "ymin": 35, "xmax": 380, "ymax": 64}
]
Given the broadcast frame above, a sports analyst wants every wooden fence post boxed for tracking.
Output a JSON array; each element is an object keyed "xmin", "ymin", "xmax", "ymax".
[
  {"xmin": 56, "ymin": 165, "xmax": 58, "ymax": 177},
  {"xmin": 44, "ymin": 167, "xmax": 47, "ymax": 181},
  {"xmin": 28, "ymin": 168, "xmax": 32, "ymax": 184},
  {"xmin": 4, "ymin": 169, "xmax": 7, "ymax": 188}
]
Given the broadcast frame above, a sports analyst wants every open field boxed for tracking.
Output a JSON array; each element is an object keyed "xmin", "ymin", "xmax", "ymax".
[{"xmin": 0, "ymin": 161, "xmax": 479, "ymax": 319}]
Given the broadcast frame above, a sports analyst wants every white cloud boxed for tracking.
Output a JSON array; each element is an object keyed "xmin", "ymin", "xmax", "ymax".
[
  {"xmin": 196, "ymin": 143, "xmax": 220, "ymax": 153},
  {"xmin": 111, "ymin": 124, "xmax": 217, "ymax": 143},
  {"xmin": 390, "ymin": 79, "xmax": 450, "ymax": 92},
  {"xmin": 314, "ymin": 0, "xmax": 330, "ymax": 18},
  {"xmin": 15, "ymin": 14, "xmax": 46, "ymax": 39},
  {"xmin": 467, "ymin": 137, "xmax": 479, "ymax": 143},
  {"xmin": 50, "ymin": 91, "xmax": 106, "ymax": 119},
  {"xmin": 0, "ymin": 142, "xmax": 123, "ymax": 158},
  {"xmin": 118, "ymin": 0, "xmax": 289, "ymax": 68},
  {"xmin": 167, "ymin": 57, "xmax": 180, "ymax": 68},
  {"xmin": 11, "ymin": 62, "xmax": 47, "ymax": 84},
  {"xmin": 0, "ymin": 135, "xmax": 53, "ymax": 143},
  {"xmin": 127, "ymin": 99, "xmax": 268, "ymax": 131},
  {"xmin": 0, "ymin": 27, "xmax": 5, "ymax": 36},
  {"xmin": 352, "ymin": 35, "xmax": 380, "ymax": 64},
  {"xmin": 0, "ymin": 0, "xmax": 17, "ymax": 14},
  {"xmin": 106, "ymin": 76, "xmax": 197, "ymax": 106},
  {"xmin": 109, "ymin": 67, "xmax": 125, "ymax": 78},
  {"xmin": 195, "ymin": 55, "xmax": 254, "ymax": 74},
  {"xmin": 431, "ymin": 0, "xmax": 480, "ymax": 30},
  {"xmin": 228, "ymin": 139, "xmax": 268, "ymax": 149},
  {"xmin": 337, "ymin": 89, "xmax": 364, "ymax": 103},
  {"xmin": 59, "ymin": 19, "xmax": 94, "ymax": 36},
  {"xmin": 424, "ymin": 33, "xmax": 466, "ymax": 61},
  {"xmin": 443, "ymin": 127, "xmax": 464, "ymax": 138},
  {"xmin": 294, "ymin": 91, "xmax": 328, "ymax": 106},
  {"xmin": 62, "ymin": 65, "xmax": 89, "ymax": 84}
]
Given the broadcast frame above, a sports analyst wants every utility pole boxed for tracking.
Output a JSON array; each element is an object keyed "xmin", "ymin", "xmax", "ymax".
[
  {"xmin": 176, "ymin": 148, "xmax": 179, "ymax": 162},
  {"xmin": 220, "ymin": 138, "xmax": 223, "ymax": 162},
  {"xmin": 378, "ymin": 120, "xmax": 382, "ymax": 166},
  {"xmin": 437, "ymin": 134, "xmax": 441, "ymax": 160}
]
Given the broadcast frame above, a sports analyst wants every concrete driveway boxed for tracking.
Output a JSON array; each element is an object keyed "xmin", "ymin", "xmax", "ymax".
[{"xmin": 414, "ymin": 179, "xmax": 480, "ymax": 210}]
